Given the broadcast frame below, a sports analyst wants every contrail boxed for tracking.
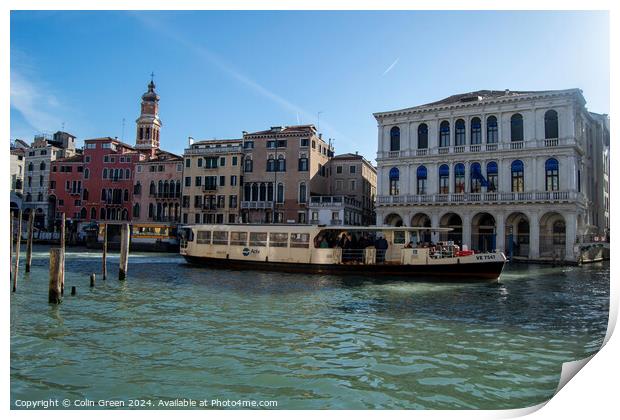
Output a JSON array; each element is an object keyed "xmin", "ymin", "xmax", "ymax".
[{"xmin": 382, "ymin": 57, "xmax": 400, "ymax": 76}]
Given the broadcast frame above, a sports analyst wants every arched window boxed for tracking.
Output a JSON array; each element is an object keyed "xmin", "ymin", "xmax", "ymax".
[
  {"xmin": 299, "ymin": 183, "xmax": 307, "ymax": 203},
  {"xmin": 158, "ymin": 180, "xmax": 163, "ymax": 195},
  {"xmin": 100, "ymin": 208, "xmax": 106, "ymax": 220},
  {"xmin": 455, "ymin": 119, "xmax": 466, "ymax": 146},
  {"xmin": 267, "ymin": 182, "xmax": 274, "ymax": 201},
  {"xmin": 82, "ymin": 188, "xmax": 89, "ymax": 200},
  {"xmin": 454, "ymin": 163, "xmax": 465, "ymax": 193},
  {"xmin": 417, "ymin": 123, "xmax": 428, "ymax": 149},
  {"xmin": 119, "ymin": 169, "xmax": 124, "ymax": 180},
  {"xmin": 486, "ymin": 162, "xmax": 498, "ymax": 192},
  {"xmin": 40, "ymin": 161, "xmax": 46, "ymax": 171},
  {"xmin": 487, "ymin": 116, "xmax": 498, "ymax": 143},
  {"xmin": 125, "ymin": 168, "xmax": 130, "ymax": 179},
  {"xmin": 244, "ymin": 184, "xmax": 251, "ymax": 201},
  {"xmin": 90, "ymin": 208, "xmax": 96, "ymax": 220},
  {"xmin": 84, "ymin": 168, "xmax": 90, "ymax": 179},
  {"xmin": 471, "ymin": 117, "xmax": 482, "ymax": 144},
  {"xmin": 163, "ymin": 181, "xmax": 169, "ymax": 194},
  {"xmin": 101, "ymin": 189, "xmax": 106, "ymax": 201},
  {"xmin": 545, "ymin": 158, "xmax": 559, "ymax": 191},
  {"xmin": 176, "ymin": 181, "xmax": 181, "ymax": 195},
  {"xmin": 37, "ymin": 192, "xmax": 43, "ymax": 202},
  {"xmin": 260, "ymin": 183, "xmax": 267, "ymax": 201},
  {"xmin": 133, "ymin": 203, "xmax": 140, "ymax": 218},
  {"xmin": 277, "ymin": 183, "xmax": 284, "ymax": 203},
  {"xmin": 439, "ymin": 121, "xmax": 450, "ymax": 147},
  {"xmin": 416, "ymin": 166, "xmax": 427, "ymax": 195},
  {"xmin": 545, "ymin": 110, "xmax": 559, "ymax": 139},
  {"xmin": 150, "ymin": 181, "xmax": 156, "ymax": 195},
  {"xmin": 244, "ymin": 157, "xmax": 253, "ymax": 172},
  {"xmin": 389, "ymin": 167, "xmax": 399, "ymax": 196},
  {"xmin": 390, "ymin": 126, "xmax": 400, "ymax": 151},
  {"xmin": 277, "ymin": 154, "xmax": 286, "ymax": 172},
  {"xmin": 148, "ymin": 203, "xmax": 154, "ymax": 218},
  {"xmin": 123, "ymin": 189, "xmax": 129, "ymax": 202},
  {"xmin": 80, "ymin": 207, "xmax": 87, "ymax": 219},
  {"xmin": 28, "ymin": 162, "xmax": 33, "ymax": 172},
  {"xmin": 470, "ymin": 162, "xmax": 482, "ymax": 193},
  {"xmin": 267, "ymin": 155, "xmax": 276, "ymax": 172},
  {"xmin": 103, "ymin": 168, "xmax": 108, "ymax": 179},
  {"xmin": 121, "ymin": 209, "xmax": 128, "ymax": 221},
  {"xmin": 511, "ymin": 113, "xmax": 524, "ymax": 142},
  {"xmin": 251, "ymin": 183, "xmax": 259, "ymax": 201},
  {"xmin": 439, "ymin": 164, "xmax": 449, "ymax": 194},
  {"xmin": 511, "ymin": 160, "xmax": 524, "ymax": 192}
]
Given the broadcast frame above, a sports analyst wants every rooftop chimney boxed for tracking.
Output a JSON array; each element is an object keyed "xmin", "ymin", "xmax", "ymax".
[
  {"xmin": 319, "ymin": 133, "xmax": 322, "ymax": 139},
  {"xmin": 188, "ymin": 136, "xmax": 194, "ymax": 146}
]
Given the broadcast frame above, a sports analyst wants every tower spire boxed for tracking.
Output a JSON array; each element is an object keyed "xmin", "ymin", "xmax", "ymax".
[{"xmin": 135, "ymin": 77, "xmax": 162, "ymax": 153}]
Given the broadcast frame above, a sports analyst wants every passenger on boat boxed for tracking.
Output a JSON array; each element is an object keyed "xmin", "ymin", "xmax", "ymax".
[
  {"xmin": 404, "ymin": 241, "xmax": 413, "ymax": 249},
  {"xmin": 375, "ymin": 235, "xmax": 389, "ymax": 263}
]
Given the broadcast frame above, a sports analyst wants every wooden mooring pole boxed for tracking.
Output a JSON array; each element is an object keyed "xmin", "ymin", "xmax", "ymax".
[
  {"xmin": 10, "ymin": 212, "xmax": 13, "ymax": 279},
  {"xmin": 25, "ymin": 211, "xmax": 35, "ymax": 273},
  {"xmin": 119, "ymin": 223, "xmax": 130, "ymax": 280},
  {"xmin": 60, "ymin": 213, "xmax": 66, "ymax": 295},
  {"xmin": 102, "ymin": 223, "xmax": 108, "ymax": 280},
  {"xmin": 90, "ymin": 273, "xmax": 96, "ymax": 288},
  {"xmin": 48, "ymin": 248, "xmax": 63, "ymax": 304},
  {"xmin": 12, "ymin": 210, "xmax": 22, "ymax": 293}
]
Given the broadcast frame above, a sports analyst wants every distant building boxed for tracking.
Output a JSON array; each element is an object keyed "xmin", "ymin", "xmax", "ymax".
[
  {"xmin": 23, "ymin": 131, "xmax": 77, "ymax": 229},
  {"xmin": 133, "ymin": 150, "xmax": 183, "ymax": 224},
  {"xmin": 181, "ymin": 138, "xmax": 244, "ymax": 224},
  {"xmin": 240, "ymin": 125, "xmax": 333, "ymax": 224},
  {"xmin": 49, "ymin": 154, "xmax": 87, "ymax": 223},
  {"xmin": 326, "ymin": 153, "xmax": 377, "ymax": 225},
  {"xmin": 10, "ymin": 139, "xmax": 29, "ymax": 212},
  {"xmin": 374, "ymin": 88, "xmax": 610, "ymax": 261}
]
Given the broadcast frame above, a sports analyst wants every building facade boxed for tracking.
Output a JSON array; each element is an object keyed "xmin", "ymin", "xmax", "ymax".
[
  {"xmin": 133, "ymin": 150, "xmax": 183, "ymax": 224},
  {"xmin": 374, "ymin": 89, "xmax": 609, "ymax": 261},
  {"xmin": 181, "ymin": 138, "xmax": 243, "ymax": 225},
  {"xmin": 327, "ymin": 153, "xmax": 377, "ymax": 225},
  {"xmin": 240, "ymin": 125, "xmax": 333, "ymax": 224},
  {"xmin": 23, "ymin": 131, "xmax": 77, "ymax": 229},
  {"xmin": 10, "ymin": 139, "xmax": 29, "ymax": 212},
  {"xmin": 49, "ymin": 154, "xmax": 87, "ymax": 223}
]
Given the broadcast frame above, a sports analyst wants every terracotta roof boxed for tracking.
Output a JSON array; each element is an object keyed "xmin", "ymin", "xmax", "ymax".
[
  {"xmin": 56, "ymin": 154, "xmax": 84, "ymax": 163},
  {"xmin": 245, "ymin": 124, "xmax": 317, "ymax": 137}
]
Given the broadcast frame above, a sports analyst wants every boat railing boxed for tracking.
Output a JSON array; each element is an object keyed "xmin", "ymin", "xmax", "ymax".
[{"xmin": 338, "ymin": 248, "xmax": 387, "ymax": 264}]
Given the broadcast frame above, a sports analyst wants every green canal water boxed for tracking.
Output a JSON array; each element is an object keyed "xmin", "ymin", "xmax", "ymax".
[{"xmin": 10, "ymin": 245, "xmax": 609, "ymax": 409}]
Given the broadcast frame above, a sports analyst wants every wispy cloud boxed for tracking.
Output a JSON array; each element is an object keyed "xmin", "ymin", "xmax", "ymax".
[
  {"xmin": 130, "ymin": 12, "xmax": 352, "ymax": 147},
  {"xmin": 11, "ymin": 69, "xmax": 63, "ymax": 133},
  {"xmin": 382, "ymin": 57, "xmax": 400, "ymax": 76}
]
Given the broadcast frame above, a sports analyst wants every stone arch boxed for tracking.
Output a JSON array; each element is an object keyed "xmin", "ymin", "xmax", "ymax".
[
  {"xmin": 471, "ymin": 212, "xmax": 496, "ymax": 252},
  {"xmin": 539, "ymin": 212, "xmax": 566, "ymax": 258},
  {"xmin": 440, "ymin": 212, "xmax": 463, "ymax": 245},
  {"xmin": 505, "ymin": 212, "xmax": 530, "ymax": 257},
  {"xmin": 384, "ymin": 213, "xmax": 403, "ymax": 227},
  {"xmin": 410, "ymin": 212, "xmax": 432, "ymax": 243}
]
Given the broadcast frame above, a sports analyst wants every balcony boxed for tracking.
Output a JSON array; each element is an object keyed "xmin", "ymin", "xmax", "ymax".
[
  {"xmin": 241, "ymin": 201, "xmax": 274, "ymax": 209},
  {"xmin": 202, "ymin": 184, "xmax": 218, "ymax": 192},
  {"xmin": 376, "ymin": 137, "xmax": 580, "ymax": 159},
  {"xmin": 309, "ymin": 195, "xmax": 362, "ymax": 209},
  {"xmin": 149, "ymin": 191, "xmax": 181, "ymax": 199},
  {"xmin": 377, "ymin": 190, "xmax": 581, "ymax": 206}
]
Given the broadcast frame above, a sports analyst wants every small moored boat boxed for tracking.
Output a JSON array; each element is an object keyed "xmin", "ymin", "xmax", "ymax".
[{"xmin": 179, "ymin": 224, "xmax": 506, "ymax": 281}]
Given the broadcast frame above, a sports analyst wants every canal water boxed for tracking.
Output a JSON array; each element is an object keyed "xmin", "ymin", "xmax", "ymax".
[{"xmin": 10, "ymin": 245, "xmax": 609, "ymax": 409}]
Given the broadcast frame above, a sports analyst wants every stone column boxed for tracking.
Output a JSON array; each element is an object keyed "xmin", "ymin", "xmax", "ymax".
[
  {"xmin": 482, "ymin": 114, "xmax": 487, "ymax": 144},
  {"xmin": 495, "ymin": 211, "xmax": 505, "ymax": 253},
  {"xmin": 464, "ymin": 161, "xmax": 471, "ymax": 193},
  {"xmin": 565, "ymin": 212, "xmax": 577, "ymax": 261},
  {"xmin": 528, "ymin": 211, "xmax": 540, "ymax": 259},
  {"xmin": 431, "ymin": 212, "xmax": 440, "ymax": 243},
  {"xmin": 461, "ymin": 212, "xmax": 472, "ymax": 250},
  {"xmin": 449, "ymin": 164, "xmax": 455, "ymax": 194},
  {"xmin": 465, "ymin": 117, "xmax": 471, "ymax": 147}
]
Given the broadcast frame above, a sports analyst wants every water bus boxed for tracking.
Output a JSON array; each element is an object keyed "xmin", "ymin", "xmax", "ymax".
[
  {"xmin": 87, "ymin": 222, "xmax": 179, "ymax": 251},
  {"xmin": 180, "ymin": 224, "xmax": 507, "ymax": 281}
]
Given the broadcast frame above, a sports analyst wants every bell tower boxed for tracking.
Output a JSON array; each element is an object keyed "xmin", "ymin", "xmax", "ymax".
[{"xmin": 135, "ymin": 74, "xmax": 162, "ymax": 153}]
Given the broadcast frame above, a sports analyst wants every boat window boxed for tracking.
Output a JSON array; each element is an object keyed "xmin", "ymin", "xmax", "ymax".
[
  {"xmin": 196, "ymin": 230, "xmax": 211, "ymax": 244},
  {"xmin": 250, "ymin": 232, "xmax": 267, "ymax": 247},
  {"xmin": 394, "ymin": 231, "xmax": 406, "ymax": 244},
  {"xmin": 290, "ymin": 233, "xmax": 310, "ymax": 248},
  {"xmin": 212, "ymin": 231, "xmax": 228, "ymax": 245},
  {"xmin": 230, "ymin": 231, "xmax": 248, "ymax": 246},
  {"xmin": 269, "ymin": 232, "xmax": 288, "ymax": 247}
]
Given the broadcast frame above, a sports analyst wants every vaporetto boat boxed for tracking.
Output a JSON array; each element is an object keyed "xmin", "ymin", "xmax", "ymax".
[{"xmin": 179, "ymin": 224, "xmax": 507, "ymax": 281}]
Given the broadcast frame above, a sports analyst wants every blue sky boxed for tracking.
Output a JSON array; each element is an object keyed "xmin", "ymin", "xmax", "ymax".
[{"xmin": 10, "ymin": 10, "xmax": 609, "ymax": 160}]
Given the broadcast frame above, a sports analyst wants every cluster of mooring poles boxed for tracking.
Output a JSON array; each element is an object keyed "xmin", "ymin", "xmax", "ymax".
[{"xmin": 10, "ymin": 213, "xmax": 131, "ymax": 304}]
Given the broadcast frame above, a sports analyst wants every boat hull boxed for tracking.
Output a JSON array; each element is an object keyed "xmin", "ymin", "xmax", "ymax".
[{"xmin": 182, "ymin": 255, "xmax": 505, "ymax": 282}]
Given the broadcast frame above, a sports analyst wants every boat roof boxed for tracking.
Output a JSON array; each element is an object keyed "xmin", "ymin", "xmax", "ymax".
[{"xmin": 181, "ymin": 224, "xmax": 453, "ymax": 232}]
